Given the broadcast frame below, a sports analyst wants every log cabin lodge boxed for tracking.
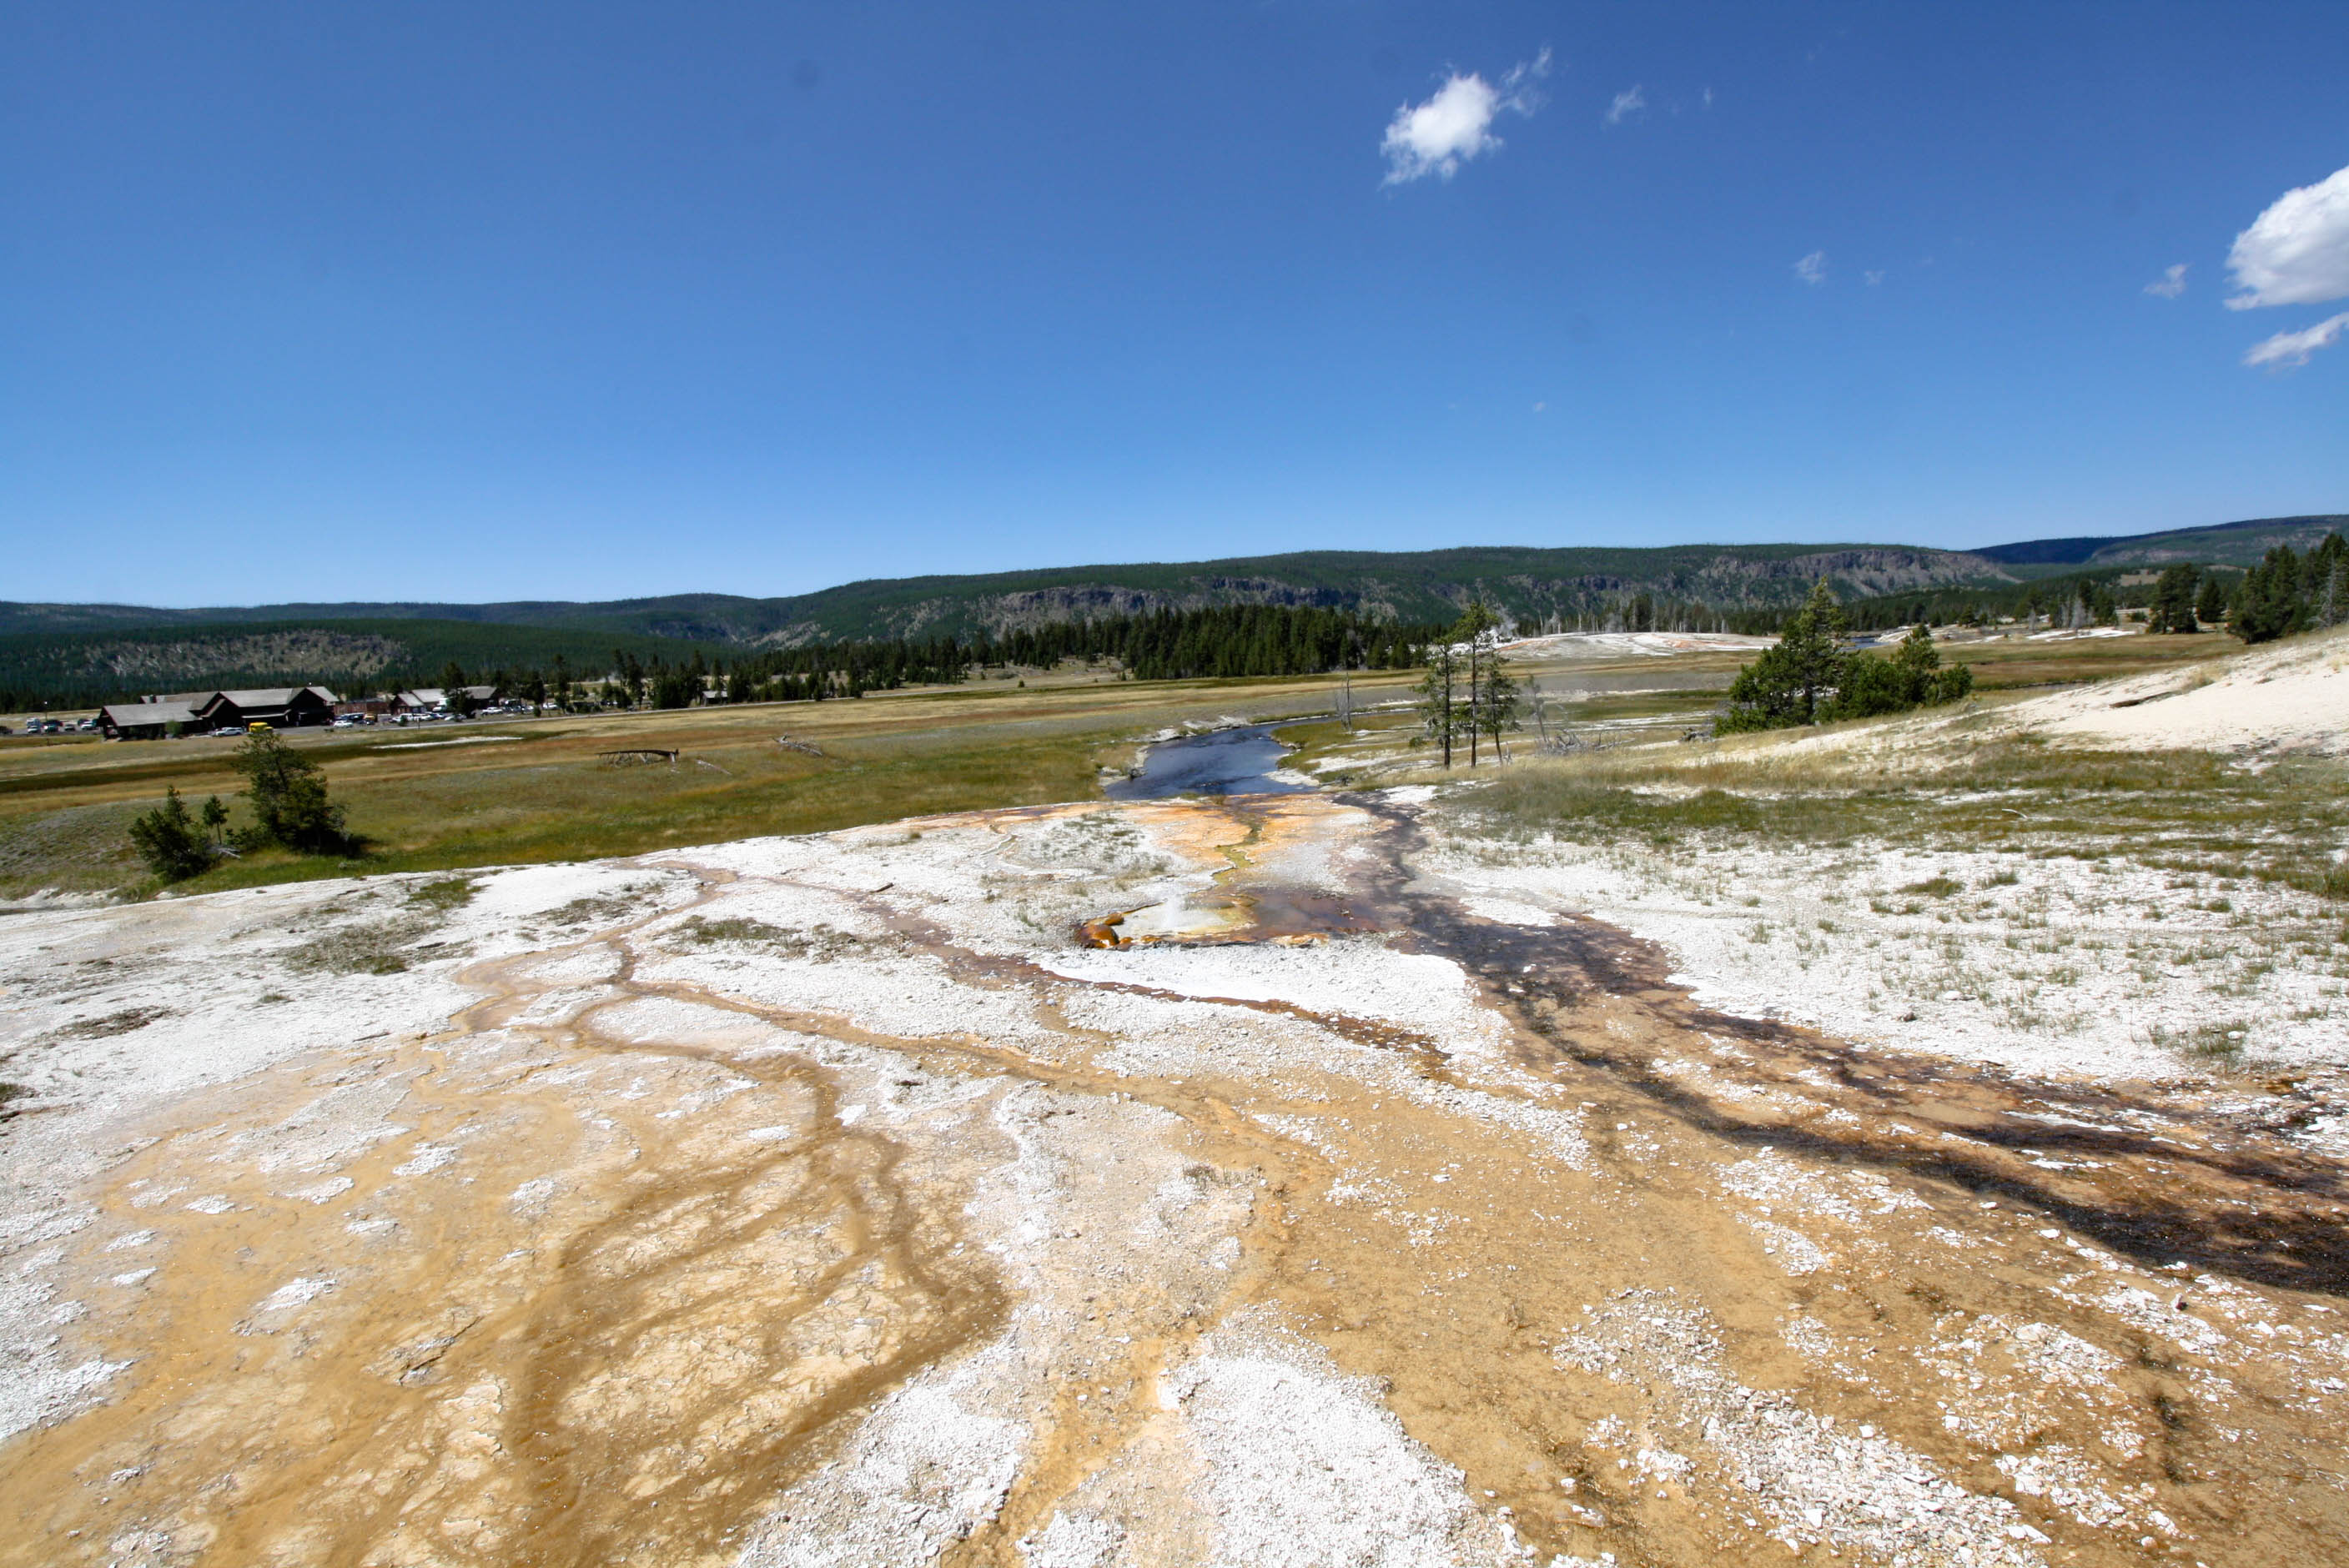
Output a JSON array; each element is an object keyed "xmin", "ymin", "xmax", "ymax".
[{"xmin": 97, "ymin": 686, "xmax": 339, "ymax": 741}]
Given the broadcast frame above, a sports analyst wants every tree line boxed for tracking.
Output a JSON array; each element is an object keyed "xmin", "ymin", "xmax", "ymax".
[
  {"xmin": 726, "ymin": 605, "xmax": 1441, "ymax": 691},
  {"xmin": 419, "ymin": 606, "xmax": 1450, "ymax": 712},
  {"xmin": 2127, "ymin": 539, "xmax": 2346, "ymax": 641},
  {"xmin": 2170, "ymin": 535, "xmax": 2347, "ymax": 642},
  {"xmin": 1827, "ymin": 537, "xmax": 2347, "ymax": 642}
]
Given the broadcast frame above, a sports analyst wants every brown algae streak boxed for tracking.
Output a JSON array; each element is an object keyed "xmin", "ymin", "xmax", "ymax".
[
  {"xmin": 1354, "ymin": 795, "xmax": 2349, "ymax": 1298},
  {"xmin": 0, "ymin": 909, "xmax": 1007, "ymax": 1568}
]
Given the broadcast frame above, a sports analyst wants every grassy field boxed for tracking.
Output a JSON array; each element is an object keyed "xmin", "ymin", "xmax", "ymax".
[
  {"xmin": 0, "ymin": 669, "xmax": 1423, "ymax": 901},
  {"xmin": 1929, "ymin": 627, "xmax": 2240, "ymax": 688},
  {"xmin": 0, "ymin": 629, "xmax": 2242, "ymax": 905}
]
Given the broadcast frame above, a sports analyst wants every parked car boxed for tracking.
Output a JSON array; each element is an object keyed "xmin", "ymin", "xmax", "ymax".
[{"xmin": 210, "ymin": 726, "xmax": 244, "ymax": 738}]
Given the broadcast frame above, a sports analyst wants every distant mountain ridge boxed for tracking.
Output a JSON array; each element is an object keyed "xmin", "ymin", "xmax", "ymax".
[
  {"xmin": 0, "ymin": 515, "xmax": 2335, "ymax": 651},
  {"xmin": 1968, "ymin": 515, "xmax": 2347, "ymax": 569},
  {"xmin": 0, "ymin": 542, "xmax": 2010, "ymax": 648}
]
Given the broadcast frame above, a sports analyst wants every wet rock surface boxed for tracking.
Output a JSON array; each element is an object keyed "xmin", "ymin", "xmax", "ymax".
[{"xmin": 1, "ymin": 794, "xmax": 2345, "ymax": 1567}]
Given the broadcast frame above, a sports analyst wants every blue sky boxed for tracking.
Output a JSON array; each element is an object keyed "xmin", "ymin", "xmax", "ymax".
[{"xmin": 4, "ymin": 3, "xmax": 2346, "ymax": 605}]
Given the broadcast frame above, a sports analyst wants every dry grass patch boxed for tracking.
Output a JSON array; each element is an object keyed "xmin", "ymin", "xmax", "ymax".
[
  {"xmin": 667, "ymin": 915, "xmax": 866, "ymax": 961},
  {"xmin": 284, "ymin": 916, "xmax": 441, "ymax": 976},
  {"xmin": 284, "ymin": 880, "xmax": 480, "ymax": 976},
  {"xmin": 51, "ymin": 1006, "xmax": 174, "ymax": 1040}
]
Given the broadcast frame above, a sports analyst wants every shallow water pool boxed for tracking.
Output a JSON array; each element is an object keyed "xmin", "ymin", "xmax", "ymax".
[{"xmin": 1104, "ymin": 724, "xmax": 1313, "ymax": 800}]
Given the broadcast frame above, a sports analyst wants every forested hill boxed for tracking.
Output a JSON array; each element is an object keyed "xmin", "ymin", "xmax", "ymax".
[
  {"xmin": 0, "ymin": 542, "xmax": 2009, "ymax": 648},
  {"xmin": 1967, "ymin": 515, "xmax": 2348, "ymax": 570},
  {"xmin": 3, "ymin": 516, "xmax": 2332, "ymax": 650},
  {"xmin": 0, "ymin": 620, "xmax": 714, "ymax": 713}
]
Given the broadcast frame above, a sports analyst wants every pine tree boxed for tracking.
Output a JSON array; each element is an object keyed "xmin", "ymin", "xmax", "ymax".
[
  {"xmin": 651, "ymin": 664, "xmax": 697, "ymax": 709},
  {"xmin": 130, "ymin": 787, "xmax": 214, "ymax": 882},
  {"xmin": 2192, "ymin": 574, "xmax": 2226, "ymax": 626},
  {"xmin": 1822, "ymin": 623, "xmax": 1973, "ymax": 720},
  {"xmin": 1415, "ymin": 643, "xmax": 1461, "ymax": 767},
  {"xmin": 2149, "ymin": 565, "xmax": 2201, "ymax": 634},
  {"xmin": 1719, "ymin": 580, "xmax": 1849, "ymax": 731},
  {"xmin": 2232, "ymin": 545, "xmax": 2306, "ymax": 644},
  {"xmin": 1473, "ymin": 647, "xmax": 1524, "ymax": 761},
  {"xmin": 1451, "ymin": 601, "xmax": 1500, "ymax": 766},
  {"xmin": 2312, "ymin": 533, "xmax": 2348, "ymax": 628},
  {"xmin": 230, "ymin": 732, "xmax": 348, "ymax": 853}
]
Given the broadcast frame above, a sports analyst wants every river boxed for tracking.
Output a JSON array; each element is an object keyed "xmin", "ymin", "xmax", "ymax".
[{"xmin": 1102, "ymin": 723, "xmax": 1313, "ymax": 800}]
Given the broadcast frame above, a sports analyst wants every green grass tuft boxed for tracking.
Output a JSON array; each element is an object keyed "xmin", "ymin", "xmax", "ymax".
[{"xmin": 406, "ymin": 876, "xmax": 477, "ymax": 911}]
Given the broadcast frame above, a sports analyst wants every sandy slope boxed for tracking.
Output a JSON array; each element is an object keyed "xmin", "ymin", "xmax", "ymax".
[
  {"xmin": 2, "ymin": 792, "xmax": 2346, "ymax": 1568},
  {"xmin": 2002, "ymin": 622, "xmax": 2349, "ymax": 755}
]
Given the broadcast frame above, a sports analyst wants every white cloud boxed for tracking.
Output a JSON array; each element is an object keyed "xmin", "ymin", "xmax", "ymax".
[
  {"xmin": 2225, "ymin": 163, "xmax": 2349, "ymax": 309},
  {"xmin": 1604, "ymin": 85, "xmax": 1646, "ymax": 127},
  {"xmin": 1703, "ymin": 87, "xmax": 1715, "ymax": 109},
  {"xmin": 1504, "ymin": 50, "xmax": 1552, "ymax": 93},
  {"xmin": 2242, "ymin": 311, "xmax": 2349, "ymax": 369},
  {"xmin": 1864, "ymin": 269, "xmax": 1884, "ymax": 287},
  {"xmin": 2143, "ymin": 263, "xmax": 2188, "ymax": 299},
  {"xmin": 1793, "ymin": 250, "xmax": 1828, "ymax": 285},
  {"xmin": 1380, "ymin": 49, "xmax": 1552, "ymax": 185}
]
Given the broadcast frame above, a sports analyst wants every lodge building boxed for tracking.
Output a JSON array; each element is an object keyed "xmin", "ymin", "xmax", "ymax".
[{"xmin": 98, "ymin": 686, "xmax": 340, "ymax": 740}]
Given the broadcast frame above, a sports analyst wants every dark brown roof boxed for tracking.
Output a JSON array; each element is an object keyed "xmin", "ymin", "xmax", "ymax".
[{"xmin": 100, "ymin": 702, "xmax": 199, "ymax": 726}]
